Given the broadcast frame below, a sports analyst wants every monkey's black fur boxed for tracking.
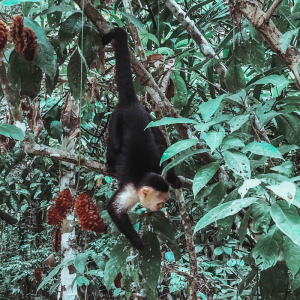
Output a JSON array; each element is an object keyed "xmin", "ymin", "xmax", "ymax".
[{"xmin": 102, "ymin": 28, "xmax": 181, "ymax": 250}]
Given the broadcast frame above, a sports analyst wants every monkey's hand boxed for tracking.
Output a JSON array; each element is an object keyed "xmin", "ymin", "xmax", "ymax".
[{"xmin": 165, "ymin": 172, "xmax": 182, "ymax": 189}]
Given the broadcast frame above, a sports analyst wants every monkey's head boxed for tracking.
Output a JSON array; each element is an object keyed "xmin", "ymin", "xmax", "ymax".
[{"xmin": 138, "ymin": 173, "xmax": 169, "ymax": 211}]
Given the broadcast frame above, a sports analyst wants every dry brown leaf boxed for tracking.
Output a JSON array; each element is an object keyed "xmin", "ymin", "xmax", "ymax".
[
  {"xmin": 98, "ymin": 45, "xmax": 106, "ymax": 75},
  {"xmin": 147, "ymin": 53, "xmax": 164, "ymax": 63},
  {"xmin": 68, "ymin": 265, "xmax": 76, "ymax": 274},
  {"xmin": 61, "ymin": 93, "xmax": 79, "ymax": 137},
  {"xmin": 166, "ymin": 78, "xmax": 175, "ymax": 100},
  {"xmin": 0, "ymin": 135, "xmax": 16, "ymax": 156},
  {"xmin": 66, "ymin": 128, "xmax": 81, "ymax": 146},
  {"xmin": 34, "ymin": 267, "xmax": 43, "ymax": 283},
  {"xmin": 45, "ymin": 254, "xmax": 56, "ymax": 269}
]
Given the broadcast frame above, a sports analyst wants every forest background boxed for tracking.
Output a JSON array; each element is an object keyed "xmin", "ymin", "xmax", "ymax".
[{"xmin": 1, "ymin": 0, "xmax": 300, "ymax": 299}]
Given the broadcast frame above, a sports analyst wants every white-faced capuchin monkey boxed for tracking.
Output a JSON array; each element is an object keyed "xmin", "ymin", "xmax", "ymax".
[{"xmin": 102, "ymin": 28, "xmax": 181, "ymax": 250}]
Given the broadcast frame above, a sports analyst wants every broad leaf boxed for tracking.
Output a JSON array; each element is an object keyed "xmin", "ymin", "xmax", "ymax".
[
  {"xmin": 205, "ymin": 131, "xmax": 224, "ymax": 152},
  {"xmin": 76, "ymin": 276, "xmax": 89, "ymax": 286},
  {"xmin": 252, "ymin": 74, "xmax": 289, "ymax": 87},
  {"xmin": 238, "ymin": 179, "xmax": 261, "ymax": 199},
  {"xmin": 270, "ymin": 201, "xmax": 300, "ymax": 246},
  {"xmin": 283, "ymin": 236, "xmax": 300, "ymax": 276},
  {"xmin": 171, "ymin": 71, "xmax": 188, "ymax": 109},
  {"xmin": 279, "ymin": 28, "xmax": 300, "ymax": 52},
  {"xmin": 194, "ymin": 115, "xmax": 232, "ymax": 132},
  {"xmin": 193, "ymin": 162, "xmax": 220, "ymax": 197},
  {"xmin": 194, "ymin": 197, "xmax": 258, "ymax": 233},
  {"xmin": 223, "ymin": 149, "xmax": 251, "ymax": 178},
  {"xmin": 228, "ymin": 114, "xmax": 250, "ymax": 133},
  {"xmin": 198, "ymin": 94, "xmax": 226, "ymax": 122},
  {"xmin": 242, "ymin": 141, "xmax": 283, "ymax": 159},
  {"xmin": 267, "ymin": 181, "xmax": 296, "ymax": 204},
  {"xmin": 139, "ymin": 232, "xmax": 161, "ymax": 291},
  {"xmin": 146, "ymin": 117, "xmax": 197, "ymax": 129},
  {"xmin": 119, "ymin": 12, "xmax": 143, "ymax": 29},
  {"xmin": 225, "ymin": 60, "xmax": 246, "ymax": 93},
  {"xmin": 0, "ymin": 124, "xmax": 24, "ymax": 141},
  {"xmin": 208, "ymin": 181, "xmax": 228, "ymax": 210},
  {"xmin": 1, "ymin": 0, "xmax": 37, "ymax": 5},
  {"xmin": 74, "ymin": 252, "xmax": 89, "ymax": 274},
  {"xmin": 160, "ymin": 139, "xmax": 198, "ymax": 165}
]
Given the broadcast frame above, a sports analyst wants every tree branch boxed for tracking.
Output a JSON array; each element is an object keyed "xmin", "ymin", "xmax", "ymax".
[
  {"xmin": 237, "ymin": 0, "xmax": 300, "ymax": 89},
  {"xmin": 264, "ymin": 0, "xmax": 283, "ymax": 22},
  {"xmin": 0, "ymin": 209, "xmax": 18, "ymax": 225},
  {"xmin": 163, "ymin": 0, "xmax": 227, "ymax": 85}
]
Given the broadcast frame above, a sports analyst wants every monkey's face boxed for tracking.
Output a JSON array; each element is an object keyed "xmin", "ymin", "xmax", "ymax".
[{"xmin": 139, "ymin": 186, "xmax": 169, "ymax": 211}]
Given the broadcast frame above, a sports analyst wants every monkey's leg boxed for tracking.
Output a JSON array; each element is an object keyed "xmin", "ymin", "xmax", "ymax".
[{"xmin": 107, "ymin": 187, "xmax": 144, "ymax": 250}]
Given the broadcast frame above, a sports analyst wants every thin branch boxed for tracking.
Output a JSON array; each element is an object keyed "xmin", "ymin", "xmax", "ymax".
[
  {"xmin": 162, "ymin": 0, "xmax": 227, "ymax": 85},
  {"xmin": 144, "ymin": 0, "xmax": 157, "ymax": 29},
  {"xmin": 264, "ymin": 0, "xmax": 284, "ymax": 22},
  {"xmin": 0, "ymin": 209, "xmax": 18, "ymax": 225}
]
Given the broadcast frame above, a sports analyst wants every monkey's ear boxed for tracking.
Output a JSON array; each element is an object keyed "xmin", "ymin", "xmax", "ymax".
[{"xmin": 139, "ymin": 187, "xmax": 150, "ymax": 199}]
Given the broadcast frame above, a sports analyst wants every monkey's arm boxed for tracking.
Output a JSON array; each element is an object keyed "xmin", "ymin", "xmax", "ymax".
[
  {"xmin": 107, "ymin": 189, "xmax": 144, "ymax": 250},
  {"xmin": 151, "ymin": 127, "xmax": 182, "ymax": 189},
  {"xmin": 106, "ymin": 113, "xmax": 122, "ymax": 176}
]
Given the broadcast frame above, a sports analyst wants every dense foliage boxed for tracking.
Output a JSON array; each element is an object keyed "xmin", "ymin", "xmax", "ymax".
[{"xmin": 1, "ymin": 0, "xmax": 300, "ymax": 299}]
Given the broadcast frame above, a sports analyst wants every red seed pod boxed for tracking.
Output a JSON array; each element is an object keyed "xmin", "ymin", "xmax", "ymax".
[{"xmin": 34, "ymin": 267, "xmax": 42, "ymax": 283}]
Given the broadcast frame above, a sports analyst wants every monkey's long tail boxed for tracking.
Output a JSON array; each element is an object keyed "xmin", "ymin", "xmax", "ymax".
[{"xmin": 102, "ymin": 28, "xmax": 137, "ymax": 104}]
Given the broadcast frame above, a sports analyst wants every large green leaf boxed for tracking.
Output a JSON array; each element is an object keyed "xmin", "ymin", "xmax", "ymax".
[
  {"xmin": 252, "ymin": 74, "xmax": 289, "ymax": 87},
  {"xmin": 267, "ymin": 181, "xmax": 296, "ymax": 204},
  {"xmin": 238, "ymin": 178, "xmax": 261, "ymax": 199},
  {"xmin": 35, "ymin": 4, "xmax": 76, "ymax": 17},
  {"xmin": 194, "ymin": 197, "xmax": 258, "ymax": 233},
  {"xmin": 252, "ymin": 225, "xmax": 283, "ymax": 270},
  {"xmin": 249, "ymin": 41, "xmax": 265, "ymax": 73},
  {"xmin": 0, "ymin": 124, "xmax": 24, "ymax": 141},
  {"xmin": 119, "ymin": 11, "xmax": 143, "ymax": 29},
  {"xmin": 225, "ymin": 60, "xmax": 246, "ymax": 93},
  {"xmin": 160, "ymin": 139, "xmax": 198, "ymax": 165},
  {"xmin": 74, "ymin": 252, "xmax": 89, "ymax": 274},
  {"xmin": 139, "ymin": 232, "xmax": 161, "ymax": 291},
  {"xmin": 162, "ymin": 148, "xmax": 209, "ymax": 175},
  {"xmin": 194, "ymin": 115, "xmax": 232, "ymax": 132},
  {"xmin": 193, "ymin": 162, "xmax": 220, "ymax": 197},
  {"xmin": 24, "ymin": 18, "xmax": 58, "ymax": 80},
  {"xmin": 223, "ymin": 149, "xmax": 251, "ymax": 178},
  {"xmin": 146, "ymin": 117, "xmax": 198, "ymax": 129},
  {"xmin": 1, "ymin": 0, "xmax": 37, "ymax": 5},
  {"xmin": 198, "ymin": 94, "xmax": 226, "ymax": 122},
  {"xmin": 271, "ymin": 201, "xmax": 300, "ymax": 246},
  {"xmin": 171, "ymin": 71, "xmax": 188, "ymax": 109},
  {"xmin": 79, "ymin": 22, "xmax": 102, "ymax": 67},
  {"xmin": 58, "ymin": 12, "xmax": 83, "ymax": 50},
  {"xmin": 276, "ymin": 114, "xmax": 300, "ymax": 146},
  {"xmin": 242, "ymin": 141, "xmax": 283, "ymax": 159},
  {"xmin": 283, "ymin": 236, "xmax": 300, "ymax": 276},
  {"xmin": 208, "ymin": 181, "xmax": 228, "ymax": 209},
  {"xmin": 67, "ymin": 50, "xmax": 87, "ymax": 100},
  {"xmin": 104, "ymin": 238, "xmax": 130, "ymax": 289},
  {"xmin": 228, "ymin": 114, "xmax": 250, "ymax": 133},
  {"xmin": 279, "ymin": 28, "xmax": 299, "ymax": 52},
  {"xmin": 205, "ymin": 131, "xmax": 224, "ymax": 152}
]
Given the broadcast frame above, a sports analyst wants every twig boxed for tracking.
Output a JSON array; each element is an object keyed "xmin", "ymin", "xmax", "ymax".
[
  {"xmin": 264, "ymin": 0, "xmax": 284, "ymax": 22},
  {"xmin": 144, "ymin": 0, "xmax": 157, "ymax": 29}
]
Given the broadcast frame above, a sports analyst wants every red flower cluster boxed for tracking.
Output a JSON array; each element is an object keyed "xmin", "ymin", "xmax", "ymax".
[
  {"xmin": 53, "ymin": 229, "xmax": 61, "ymax": 252},
  {"xmin": 10, "ymin": 16, "xmax": 38, "ymax": 61},
  {"xmin": 75, "ymin": 193, "xmax": 106, "ymax": 233},
  {"xmin": 34, "ymin": 267, "xmax": 42, "ymax": 283},
  {"xmin": 0, "ymin": 21, "xmax": 8, "ymax": 51},
  {"xmin": 47, "ymin": 189, "xmax": 73, "ymax": 226},
  {"xmin": 114, "ymin": 272, "xmax": 122, "ymax": 288}
]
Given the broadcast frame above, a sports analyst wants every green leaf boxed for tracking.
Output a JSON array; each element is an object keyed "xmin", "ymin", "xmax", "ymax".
[
  {"xmin": 67, "ymin": 50, "xmax": 87, "ymax": 100},
  {"xmin": 50, "ymin": 120, "xmax": 63, "ymax": 140},
  {"xmin": 139, "ymin": 30, "xmax": 159, "ymax": 46},
  {"xmin": 223, "ymin": 149, "xmax": 251, "ymax": 178},
  {"xmin": 146, "ymin": 117, "xmax": 198, "ymax": 129},
  {"xmin": 165, "ymin": 252, "xmax": 175, "ymax": 262},
  {"xmin": 74, "ymin": 252, "xmax": 89, "ymax": 274},
  {"xmin": 283, "ymin": 236, "xmax": 300, "ymax": 276},
  {"xmin": 0, "ymin": 124, "xmax": 24, "ymax": 141},
  {"xmin": 76, "ymin": 276, "xmax": 89, "ymax": 286},
  {"xmin": 221, "ymin": 136, "xmax": 245, "ymax": 150},
  {"xmin": 242, "ymin": 141, "xmax": 283, "ymax": 159},
  {"xmin": 119, "ymin": 12, "xmax": 143, "ymax": 29},
  {"xmin": 162, "ymin": 148, "xmax": 209, "ymax": 175},
  {"xmin": 1, "ymin": 0, "xmax": 37, "ymax": 5},
  {"xmin": 40, "ymin": 201, "xmax": 47, "ymax": 207},
  {"xmin": 237, "ymin": 268, "xmax": 257, "ymax": 294},
  {"xmin": 249, "ymin": 41, "xmax": 265, "ymax": 73},
  {"xmin": 171, "ymin": 71, "xmax": 188, "ymax": 109},
  {"xmin": 228, "ymin": 114, "xmax": 250, "ymax": 133},
  {"xmin": 194, "ymin": 197, "xmax": 258, "ymax": 233},
  {"xmin": 194, "ymin": 115, "xmax": 232, "ymax": 132},
  {"xmin": 139, "ymin": 232, "xmax": 161, "ymax": 291},
  {"xmin": 238, "ymin": 179, "xmax": 261, "ymax": 199},
  {"xmin": 267, "ymin": 181, "xmax": 296, "ymax": 204},
  {"xmin": 252, "ymin": 225, "xmax": 283, "ymax": 270},
  {"xmin": 270, "ymin": 201, "xmax": 300, "ymax": 246},
  {"xmin": 239, "ymin": 207, "xmax": 252, "ymax": 244},
  {"xmin": 160, "ymin": 139, "xmax": 198, "ymax": 165},
  {"xmin": 35, "ymin": 5, "xmax": 76, "ymax": 17},
  {"xmin": 193, "ymin": 162, "xmax": 220, "ymax": 197},
  {"xmin": 252, "ymin": 74, "xmax": 289, "ymax": 87},
  {"xmin": 24, "ymin": 18, "xmax": 58, "ymax": 80},
  {"xmin": 208, "ymin": 181, "xmax": 228, "ymax": 210},
  {"xmin": 276, "ymin": 114, "xmax": 300, "ymax": 146},
  {"xmin": 279, "ymin": 28, "xmax": 299, "ymax": 52},
  {"xmin": 205, "ymin": 131, "xmax": 224, "ymax": 152},
  {"xmin": 58, "ymin": 12, "xmax": 83, "ymax": 50},
  {"xmin": 79, "ymin": 22, "xmax": 102, "ymax": 67},
  {"xmin": 104, "ymin": 238, "xmax": 130, "ymax": 289},
  {"xmin": 198, "ymin": 94, "xmax": 226, "ymax": 122},
  {"xmin": 225, "ymin": 60, "xmax": 246, "ymax": 93}
]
